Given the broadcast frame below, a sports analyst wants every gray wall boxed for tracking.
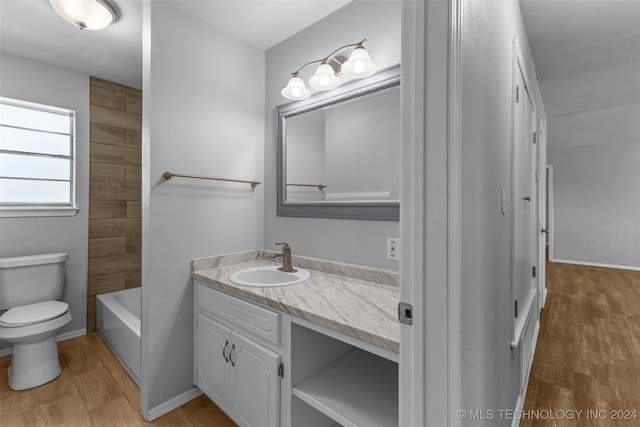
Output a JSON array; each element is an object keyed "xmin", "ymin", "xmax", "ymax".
[
  {"xmin": 548, "ymin": 102, "xmax": 640, "ymax": 268},
  {"xmin": 324, "ymin": 88, "xmax": 400, "ymax": 199},
  {"xmin": 265, "ymin": 1, "xmax": 402, "ymax": 270},
  {"xmin": 0, "ymin": 53, "xmax": 89, "ymax": 351},
  {"xmin": 141, "ymin": 1, "xmax": 265, "ymax": 414},
  {"xmin": 460, "ymin": 0, "xmax": 545, "ymax": 422}
]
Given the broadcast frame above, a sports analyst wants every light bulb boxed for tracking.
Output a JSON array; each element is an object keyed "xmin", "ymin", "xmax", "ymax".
[
  {"xmin": 352, "ymin": 59, "xmax": 365, "ymax": 74},
  {"xmin": 308, "ymin": 63, "xmax": 340, "ymax": 91},
  {"xmin": 281, "ymin": 75, "xmax": 311, "ymax": 100},
  {"xmin": 342, "ymin": 47, "xmax": 377, "ymax": 78},
  {"xmin": 319, "ymin": 74, "xmax": 330, "ymax": 87}
]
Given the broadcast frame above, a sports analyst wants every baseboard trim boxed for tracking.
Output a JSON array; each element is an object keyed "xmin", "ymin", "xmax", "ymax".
[
  {"xmin": 57, "ymin": 328, "xmax": 87, "ymax": 342},
  {"xmin": 0, "ymin": 328, "xmax": 86, "ymax": 357},
  {"xmin": 146, "ymin": 387, "xmax": 202, "ymax": 422},
  {"xmin": 511, "ymin": 394, "xmax": 524, "ymax": 427},
  {"xmin": 551, "ymin": 258, "xmax": 640, "ymax": 272}
]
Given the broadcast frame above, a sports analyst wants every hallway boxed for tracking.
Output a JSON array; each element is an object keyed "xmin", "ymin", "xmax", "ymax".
[{"xmin": 522, "ymin": 261, "xmax": 640, "ymax": 426}]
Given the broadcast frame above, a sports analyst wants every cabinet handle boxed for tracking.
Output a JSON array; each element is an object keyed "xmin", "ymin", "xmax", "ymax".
[
  {"xmin": 222, "ymin": 340, "xmax": 229, "ymax": 362},
  {"xmin": 229, "ymin": 344, "xmax": 236, "ymax": 367}
]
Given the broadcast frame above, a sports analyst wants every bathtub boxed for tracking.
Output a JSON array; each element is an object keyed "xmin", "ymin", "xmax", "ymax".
[{"xmin": 96, "ymin": 287, "xmax": 141, "ymax": 385}]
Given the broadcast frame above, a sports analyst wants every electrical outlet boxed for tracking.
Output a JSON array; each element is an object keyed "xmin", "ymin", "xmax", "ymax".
[{"xmin": 387, "ymin": 237, "xmax": 400, "ymax": 260}]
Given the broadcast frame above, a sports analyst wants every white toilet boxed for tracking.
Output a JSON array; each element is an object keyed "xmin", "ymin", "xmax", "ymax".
[{"xmin": 0, "ymin": 253, "xmax": 72, "ymax": 390}]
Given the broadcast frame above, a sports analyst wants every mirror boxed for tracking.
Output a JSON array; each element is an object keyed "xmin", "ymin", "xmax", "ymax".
[{"xmin": 277, "ymin": 64, "xmax": 400, "ymax": 220}]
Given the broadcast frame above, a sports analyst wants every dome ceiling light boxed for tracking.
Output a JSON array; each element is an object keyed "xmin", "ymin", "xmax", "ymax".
[{"xmin": 45, "ymin": 0, "xmax": 118, "ymax": 30}]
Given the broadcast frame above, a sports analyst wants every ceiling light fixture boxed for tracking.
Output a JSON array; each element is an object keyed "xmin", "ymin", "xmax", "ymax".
[
  {"xmin": 281, "ymin": 39, "xmax": 377, "ymax": 101},
  {"xmin": 46, "ymin": 0, "xmax": 118, "ymax": 30}
]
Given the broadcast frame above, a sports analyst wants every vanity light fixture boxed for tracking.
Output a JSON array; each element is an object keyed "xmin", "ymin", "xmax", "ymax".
[
  {"xmin": 281, "ymin": 39, "xmax": 377, "ymax": 101},
  {"xmin": 46, "ymin": 0, "xmax": 118, "ymax": 30}
]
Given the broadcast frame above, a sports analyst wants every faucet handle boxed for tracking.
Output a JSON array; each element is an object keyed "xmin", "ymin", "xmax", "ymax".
[{"xmin": 275, "ymin": 242, "xmax": 291, "ymax": 250}]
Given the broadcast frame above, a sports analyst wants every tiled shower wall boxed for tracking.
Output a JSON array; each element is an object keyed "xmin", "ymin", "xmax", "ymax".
[{"xmin": 87, "ymin": 77, "xmax": 142, "ymax": 332}]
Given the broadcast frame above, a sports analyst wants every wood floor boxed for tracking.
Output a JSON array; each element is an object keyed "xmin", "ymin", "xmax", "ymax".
[
  {"xmin": 0, "ymin": 333, "xmax": 236, "ymax": 427},
  {"xmin": 522, "ymin": 261, "xmax": 640, "ymax": 426},
  {"xmin": 3, "ymin": 262, "xmax": 638, "ymax": 426}
]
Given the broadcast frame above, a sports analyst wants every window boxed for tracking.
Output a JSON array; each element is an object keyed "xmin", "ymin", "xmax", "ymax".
[{"xmin": 0, "ymin": 97, "xmax": 77, "ymax": 217}]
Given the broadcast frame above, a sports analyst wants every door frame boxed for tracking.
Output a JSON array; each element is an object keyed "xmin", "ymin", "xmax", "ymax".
[
  {"xmin": 536, "ymin": 120, "xmax": 547, "ymax": 310},
  {"xmin": 546, "ymin": 165, "xmax": 555, "ymax": 264},
  {"xmin": 399, "ymin": 0, "xmax": 461, "ymax": 425}
]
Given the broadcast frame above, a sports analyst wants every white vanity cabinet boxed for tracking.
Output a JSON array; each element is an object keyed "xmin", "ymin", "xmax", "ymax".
[{"xmin": 195, "ymin": 283, "xmax": 282, "ymax": 427}]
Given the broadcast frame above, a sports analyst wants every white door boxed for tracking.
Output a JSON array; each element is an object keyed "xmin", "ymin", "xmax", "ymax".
[
  {"xmin": 512, "ymin": 53, "xmax": 538, "ymax": 344},
  {"xmin": 231, "ymin": 332, "xmax": 281, "ymax": 427},
  {"xmin": 196, "ymin": 314, "xmax": 232, "ymax": 407}
]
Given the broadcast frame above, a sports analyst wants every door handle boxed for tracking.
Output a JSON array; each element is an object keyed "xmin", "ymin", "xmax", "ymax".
[
  {"xmin": 524, "ymin": 197, "xmax": 531, "ymax": 202},
  {"xmin": 222, "ymin": 340, "xmax": 229, "ymax": 362},
  {"xmin": 229, "ymin": 344, "xmax": 236, "ymax": 367},
  {"xmin": 541, "ymin": 228, "xmax": 549, "ymax": 234}
]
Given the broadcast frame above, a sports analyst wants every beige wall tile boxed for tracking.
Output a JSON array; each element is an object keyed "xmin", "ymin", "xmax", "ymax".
[
  {"xmin": 126, "ymin": 92, "xmax": 142, "ymax": 115},
  {"xmin": 126, "ymin": 129, "xmax": 142, "ymax": 149},
  {"xmin": 90, "ymin": 181, "xmax": 141, "ymax": 201},
  {"xmin": 91, "ymin": 162, "xmax": 126, "ymax": 183},
  {"xmin": 89, "ymin": 201, "xmax": 128, "ymax": 219},
  {"xmin": 124, "ymin": 270, "xmax": 141, "ymax": 289},
  {"xmin": 88, "ymin": 273, "xmax": 126, "ymax": 296},
  {"xmin": 91, "ymin": 84, "xmax": 127, "ymax": 110},
  {"xmin": 89, "ymin": 236, "xmax": 127, "ymax": 258},
  {"xmin": 125, "ymin": 235, "xmax": 141, "ymax": 254},
  {"xmin": 88, "ymin": 79, "xmax": 142, "ymax": 333},
  {"xmin": 91, "ymin": 123, "xmax": 126, "ymax": 146},
  {"xmin": 90, "ymin": 142, "xmax": 142, "ymax": 166},
  {"xmin": 88, "ymin": 253, "xmax": 141, "ymax": 277},
  {"xmin": 126, "ymin": 201, "xmax": 141, "ymax": 218},
  {"xmin": 125, "ymin": 165, "xmax": 141, "ymax": 184},
  {"xmin": 89, "ymin": 218, "xmax": 140, "ymax": 239},
  {"xmin": 91, "ymin": 104, "xmax": 142, "ymax": 131},
  {"xmin": 90, "ymin": 76, "xmax": 140, "ymax": 97}
]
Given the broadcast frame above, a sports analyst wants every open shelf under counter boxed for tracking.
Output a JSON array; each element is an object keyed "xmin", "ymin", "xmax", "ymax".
[{"xmin": 292, "ymin": 347, "xmax": 398, "ymax": 427}]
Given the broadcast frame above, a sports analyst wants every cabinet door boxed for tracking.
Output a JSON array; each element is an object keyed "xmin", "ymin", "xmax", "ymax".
[
  {"xmin": 230, "ymin": 332, "xmax": 281, "ymax": 427},
  {"xmin": 196, "ymin": 313, "xmax": 232, "ymax": 407}
]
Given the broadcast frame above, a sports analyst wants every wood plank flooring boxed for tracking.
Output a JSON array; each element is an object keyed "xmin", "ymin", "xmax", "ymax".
[
  {"xmin": 522, "ymin": 261, "xmax": 640, "ymax": 426},
  {"xmin": 4, "ymin": 262, "xmax": 638, "ymax": 426},
  {"xmin": 0, "ymin": 333, "xmax": 236, "ymax": 427}
]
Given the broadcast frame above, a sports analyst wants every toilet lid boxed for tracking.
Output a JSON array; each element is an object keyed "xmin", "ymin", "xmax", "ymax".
[{"xmin": 0, "ymin": 301, "xmax": 68, "ymax": 326}]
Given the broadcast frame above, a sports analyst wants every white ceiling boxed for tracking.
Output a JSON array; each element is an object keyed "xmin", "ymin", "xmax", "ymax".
[
  {"xmin": 519, "ymin": 0, "xmax": 640, "ymax": 120},
  {"xmin": 1, "ymin": 0, "xmax": 638, "ymax": 124},
  {"xmin": 169, "ymin": 0, "xmax": 352, "ymax": 51},
  {"xmin": 0, "ymin": 0, "xmax": 143, "ymax": 89},
  {"xmin": 0, "ymin": 0, "xmax": 350, "ymax": 90}
]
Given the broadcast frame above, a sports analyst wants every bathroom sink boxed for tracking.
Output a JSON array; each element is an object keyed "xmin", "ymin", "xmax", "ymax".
[{"xmin": 228, "ymin": 266, "xmax": 310, "ymax": 287}]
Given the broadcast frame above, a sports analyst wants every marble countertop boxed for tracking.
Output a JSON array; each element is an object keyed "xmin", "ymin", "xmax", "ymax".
[{"xmin": 192, "ymin": 252, "xmax": 400, "ymax": 353}]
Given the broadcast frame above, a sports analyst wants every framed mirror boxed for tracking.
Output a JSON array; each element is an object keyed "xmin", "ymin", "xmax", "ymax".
[{"xmin": 277, "ymin": 64, "xmax": 400, "ymax": 220}]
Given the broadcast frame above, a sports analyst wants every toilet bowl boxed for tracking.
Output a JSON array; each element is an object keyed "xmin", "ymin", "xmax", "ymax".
[{"xmin": 0, "ymin": 253, "xmax": 71, "ymax": 390}]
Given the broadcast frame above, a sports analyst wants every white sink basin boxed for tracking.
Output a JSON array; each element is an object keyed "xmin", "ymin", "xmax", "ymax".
[{"xmin": 228, "ymin": 265, "xmax": 310, "ymax": 287}]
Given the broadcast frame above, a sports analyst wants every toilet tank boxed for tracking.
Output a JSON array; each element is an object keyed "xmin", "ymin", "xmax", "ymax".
[{"xmin": 0, "ymin": 253, "xmax": 68, "ymax": 310}]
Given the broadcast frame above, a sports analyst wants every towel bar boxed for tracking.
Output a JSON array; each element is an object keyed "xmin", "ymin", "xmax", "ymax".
[{"xmin": 163, "ymin": 172, "xmax": 260, "ymax": 188}]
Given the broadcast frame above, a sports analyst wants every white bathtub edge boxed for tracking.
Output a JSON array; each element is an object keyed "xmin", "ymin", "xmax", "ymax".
[
  {"xmin": 0, "ymin": 328, "xmax": 86, "ymax": 357},
  {"xmin": 145, "ymin": 387, "xmax": 203, "ymax": 422},
  {"xmin": 97, "ymin": 330, "xmax": 141, "ymax": 386},
  {"xmin": 96, "ymin": 289, "xmax": 141, "ymax": 337}
]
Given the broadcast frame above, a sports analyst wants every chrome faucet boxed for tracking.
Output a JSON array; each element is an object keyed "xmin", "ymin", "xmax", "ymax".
[{"xmin": 270, "ymin": 242, "xmax": 297, "ymax": 273}]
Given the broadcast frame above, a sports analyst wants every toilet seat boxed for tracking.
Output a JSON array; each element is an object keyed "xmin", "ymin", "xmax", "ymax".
[{"xmin": 0, "ymin": 301, "xmax": 68, "ymax": 327}]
